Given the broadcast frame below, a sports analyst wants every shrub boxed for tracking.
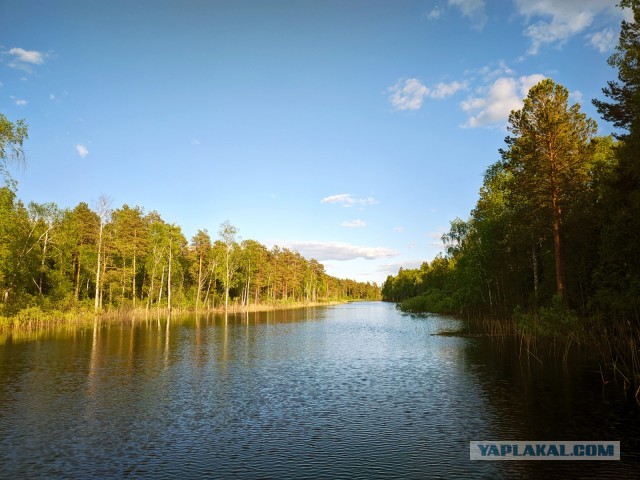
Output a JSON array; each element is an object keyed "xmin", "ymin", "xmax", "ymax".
[
  {"xmin": 514, "ymin": 295, "xmax": 580, "ymax": 336},
  {"xmin": 399, "ymin": 290, "xmax": 455, "ymax": 314}
]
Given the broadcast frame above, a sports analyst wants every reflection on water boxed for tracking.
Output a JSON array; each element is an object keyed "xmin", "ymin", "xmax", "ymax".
[{"xmin": 0, "ymin": 302, "xmax": 638, "ymax": 479}]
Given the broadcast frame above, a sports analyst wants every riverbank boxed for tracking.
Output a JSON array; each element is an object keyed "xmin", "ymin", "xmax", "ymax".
[
  {"xmin": 0, "ymin": 299, "xmax": 351, "ymax": 334},
  {"xmin": 396, "ymin": 300, "xmax": 640, "ymax": 392}
]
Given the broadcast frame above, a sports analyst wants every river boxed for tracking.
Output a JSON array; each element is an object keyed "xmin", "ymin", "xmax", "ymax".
[{"xmin": 0, "ymin": 302, "xmax": 638, "ymax": 478}]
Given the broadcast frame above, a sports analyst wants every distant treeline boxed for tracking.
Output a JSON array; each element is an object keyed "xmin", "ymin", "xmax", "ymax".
[
  {"xmin": 383, "ymin": 2, "xmax": 640, "ymax": 330},
  {"xmin": 0, "ymin": 183, "xmax": 380, "ymax": 318}
]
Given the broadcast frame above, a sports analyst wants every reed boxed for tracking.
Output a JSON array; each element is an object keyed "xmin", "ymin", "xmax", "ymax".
[{"xmin": 468, "ymin": 309, "xmax": 640, "ymax": 387}]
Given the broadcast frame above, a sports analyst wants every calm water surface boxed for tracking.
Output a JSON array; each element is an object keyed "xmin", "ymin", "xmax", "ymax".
[{"xmin": 0, "ymin": 302, "xmax": 638, "ymax": 478}]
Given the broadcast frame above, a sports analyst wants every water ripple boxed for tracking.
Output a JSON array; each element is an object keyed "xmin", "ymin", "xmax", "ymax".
[{"xmin": 0, "ymin": 302, "xmax": 637, "ymax": 479}]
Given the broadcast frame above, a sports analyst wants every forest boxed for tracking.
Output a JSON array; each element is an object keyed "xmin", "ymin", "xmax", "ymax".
[
  {"xmin": 383, "ymin": 1, "xmax": 640, "ymax": 335},
  {"xmin": 0, "ymin": 130, "xmax": 380, "ymax": 323}
]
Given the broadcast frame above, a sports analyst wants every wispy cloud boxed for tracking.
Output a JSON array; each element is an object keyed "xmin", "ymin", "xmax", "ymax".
[
  {"xmin": 376, "ymin": 260, "xmax": 424, "ymax": 276},
  {"xmin": 321, "ymin": 194, "xmax": 378, "ymax": 207},
  {"xmin": 49, "ymin": 91, "xmax": 68, "ymax": 103},
  {"xmin": 341, "ymin": 219, "xmax": 367, "ymax": 228},
  {"xmin": 427, "ymin": 6, "xmax": 444, "ymax": 21},
  {"xmin": 6, "ymin": 47, "xmax": 46, "ymax": 72},
  {"xmin": 393, "ymin": 226, "xmax": 405, "ymax": 233},
  {"xmin": 472, "ymin": 61, "xmax": 515, "ymax": 81},
  {"xmin": 9, "ymin": 47, "xmax": 44, "ymax": 64},
  {"xmin": 513, "ymin": 0, "xmax": 620, "ymax": 55},
  {"xmin": 570, "ymin": 90, "xmax": 584, "ymax": 104},
  {"xmin": 460, "ymin": 73, "xmax": 545, "ymax": 128},
  {"xmin": 282, "ymin": 241, "xmax": 397, "ymax": 261},
  {"xmin": 448, "ymin": 0, "xmax": 487, "ymax": 29},
  {"xmin": 388, "ymin": 78, "xmax": 467, "ymax": 111},
  {"xmin": 431, "ymin": 81, "xmax": 469, "ymax": 99},
  {"xmin": 427, "ymin": 230, "xmax": 447, "ymax": 248},
  {"xmin": 13, "ymin": 98, "xmax": 27, "ymax": 106},
  {"xmin": 589, "ymin": 28, "xmax": 617, "ymax": 53},
  {"xmin": 388, "ymin": 78, "xmax": 430, "ymax": 111},
  {"xmin": 75, "ymin": 144, "xmax": 89, "ymax": 158}
]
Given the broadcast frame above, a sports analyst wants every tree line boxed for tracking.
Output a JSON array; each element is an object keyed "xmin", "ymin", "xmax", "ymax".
[
  {"xmin": 383, "ymin": 1, "xmax": 640, "ymax": 330},
  {"xmin": 0, "ymin": 151, "xmax": 379, "ymax": 318}
]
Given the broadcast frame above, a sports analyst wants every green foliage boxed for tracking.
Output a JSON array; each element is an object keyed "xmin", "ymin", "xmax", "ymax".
[
  {"xmin": 503, "ymin": 78, "xmax": 597, "ymax": 300},
  {"xmin": 592, "ymin": 0, "xmax": 640, "ymax": 139},
  {"xmin": 0, "ymin": 114, "xmax": 28, "ymax": 183},
  {"xmin": 0, "ymin": 187, "xmax": 380, "ymax": 324},
  {"xmin": 399, "ymin": 291, "xmax": 455, "ymax": 314},
  {"xmin": 591, "ymin": 0, "xmax": 640, "ymax": 319},
  {"xmin": 0, "ymin": 305, "xmax": 84, "ymax": 330},
  {"xmin": 383, "ymin": 255, "xmax": 458, "ymax": 314},
  {"xmin": 514, "ymin": 296, "xmax": 580, "ymax": 336},
  {"xmin": 384, "ymin": 29, "xmax": 640, "ymax": 331}
]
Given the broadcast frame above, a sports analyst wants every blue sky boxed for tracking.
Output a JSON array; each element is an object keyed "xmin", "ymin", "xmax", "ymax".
[{"xmin": 0, "ymin": 0, "xmax": 627, "ymax": 284}]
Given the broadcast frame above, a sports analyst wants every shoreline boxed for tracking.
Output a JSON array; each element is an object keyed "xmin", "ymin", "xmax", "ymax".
[
  {"xmin": 100, "ymin": 300, "xmax": 352, "ymax": 320},
  {"xmin": 0, "ymin": 299, "xmax": 354, "ymax": 332},
  {"xmin": 398, "ymin": 302, "xmax": 640, "ymax": 388}
]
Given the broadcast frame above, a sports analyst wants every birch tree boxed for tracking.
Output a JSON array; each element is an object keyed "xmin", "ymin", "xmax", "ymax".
[
  {"xmin": 218, "ymin": 221, "xmax": 238, "ymax": 313},
  {"xmin": 93, "ymin": 195, "xmax": 112, "ymax": 313},
  {"xmin": 27, "ymin": 202, "xmax": 60, "ymax": 296},
  {"xmin": 0, "ymin": 115, "xmax": 28, "ymax": 183},
  {"xmin": 190, "ymin": 229, "xmax": 212, "ymax": 311}
]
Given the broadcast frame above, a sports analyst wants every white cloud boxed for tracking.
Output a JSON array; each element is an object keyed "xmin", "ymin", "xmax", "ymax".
[
  {"xmin": 427, "ymin": 6, "xmax": 444, "ymax": 21},
  {"xmin": 321, "ymin": 194, "xmax": 378, "ymax": 207},
  {"xmin": 448, "ymin": 0, "xmax": 487, "ymax": 29},
  {"xmin": 6, "ymin": 47, "xmax": 46, "ymax": 72},
  {"xmin": 282, "ymin": 241, "xmax": 398, "ymax": 261},
  {"xmin": 570, "ymin": 90, "xmax": 584, "ymax": 104},
  {"xmin": 525, "ymin": 14, "xmax": 593, "ymax": 54},
  {"xmin": 321, "ymin": 193, "xmax": 352, "ymax": 204},
  {"xmin": 388, "ymin": 78, "xmax": 430, "ymax": 111},
  {"xmin": 430, "ymin": 81, "xmax": 468, "ymax": 99},
  {"xmin": 376, "ymin": 260, "xmax": 424, "ymax": 275},
  {"xmin": 14, "ymin": 98, "xmax": 27, "ymax": 106},
  {"xmin": 75, "ymin": 144, "xmax": 89, "ymax": 158},
  {"xmin": 589, "ymin": 28, "xmax": 617, "ymax": 53},
  {"xmin": 191, "ymin": 138, "xmax": 201, "ymax": 145},
  {"xmin": 426, "ymin": 0, "xmax": 489, "ymax": 29},
  {"xmin": 513, "ymin": 0, "xmax": 620, "ymax": 54},
  {"xmin": 388, "ymin": 78, "xmax": 468, "ymax": 111},
  {"xmin": 518, "ymin": 73, "xmax": 546, "ymax": 94},
  {"xmin": 393, "ymin": 226, "xmax": 405, "ymax": 233},
  {"xmin": 460, "ymin": 73, "xmax": 545, "ymax": 128},
  {"xmin": 427, "ymin": 230, "xmax": 449, "ymax": 249},
  {"xmin": 473, "ymin": 61, "xmax": 516, "ymax": 81},
  {"xmin": 9, "ymin": 47, "xmax": 45, "ymax": 65},
  {"xmin": 341, "ymin": 219, "xmax": 367, "ymax": 228},
  {"xmin": 49, "ymin": 91, "xmax": 68, "ymax": 103},
  {"xmin": 623, "ymin": 6, "xmax": 635, "ymax": 22}
]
